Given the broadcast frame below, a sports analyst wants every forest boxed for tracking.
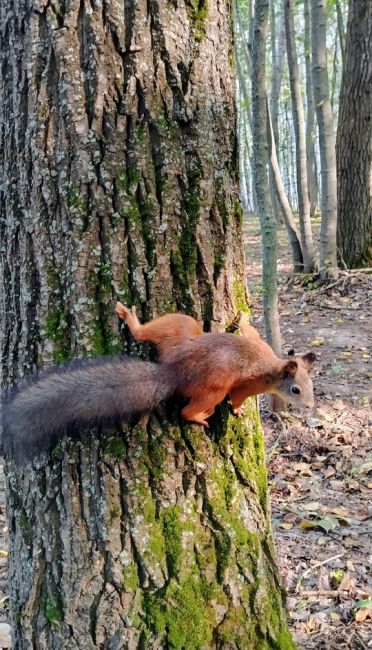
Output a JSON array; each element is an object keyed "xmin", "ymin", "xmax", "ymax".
[{"xmin": 0, "ymin": 0, "xmax": 370, "ymax": 648}]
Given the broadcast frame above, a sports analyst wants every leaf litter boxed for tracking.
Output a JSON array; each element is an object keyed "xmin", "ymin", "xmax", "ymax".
[{"xmin": 246, "ymin": 217, "xmax": 371, "ymax": 649}]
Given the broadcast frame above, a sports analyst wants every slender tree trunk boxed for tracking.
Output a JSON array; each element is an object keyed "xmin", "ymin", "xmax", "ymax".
[
  {"xmin": 336, "ymin": 0, "xmax": 372, "ymax": 268},
  {"xmin": 0, "ymin": 1, "xmax": 295, "ymax": 648},
  {"xmin": 270, "ymin": 2, "xmax": 286, "ymax": 151},
  {"xmin": 238, "ymin": 104, "xmax": 250, "ymax": 213},
  {"xmin": 236, "ymin": 0, "xmax": 303, "ymax": 273},
  {"xmin": 285, "ymin": 0, "xmax": 317, "ymax": 273},
  {"xmin": 311, "ymin": 0, "xmax": 339, "ymax": 279},
  {"xmin": 268, "ymin": 0, "xmax": 282, "ymax": 222},
  {"xmin": 252, "ymin": 0, "xmax": 282, "ymax": 355},
  {"xmin": 304, "ymin": 0, "xmax": 319, "ymax": 217},
  {"xmin": 330, "ymin": 29, "xmax": 339, "ymax": 112},
  {"xmin": 267, "ymin": 101, "xmax": 304, "ymax": 272},
  {"xmin": 336, "ymin": 0, "xmax": 346, "ymax": 65}
]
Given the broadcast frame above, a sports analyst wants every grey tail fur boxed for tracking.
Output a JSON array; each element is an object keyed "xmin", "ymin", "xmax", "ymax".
[{"xmin": 3, "ymin": 356, "xmax": 174, "ymax": 462}]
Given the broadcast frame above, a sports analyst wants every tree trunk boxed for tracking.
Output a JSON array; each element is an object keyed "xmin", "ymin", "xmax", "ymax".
[
  {"xmin": 270, "ymin": 1, "xmax": 286, "ymax": 152},
  {"xmin": 267, "ymin": 101, "xmax": 304, "ymax": 273},
  {"xmin": 336, "ymin": 0, "xmax": 346, "ymax": 65},
  {"xmin": 336, "ymin": 0, "xmax": 372, "ymax": 268},
  {"xmin": 285, "ymin": 0, "xmax": 317, "ymax": 273},
  {"xmin": 311, "ymin": 0, "xmax": 339, "ymax": 279},
  {"xmin": 0, "ymin": 0, "xmax": 294, "ymax": 648},
  {"xmin": 235, "ymin": 0, "xmax": 303, "ymax": 272},
  {"xmin": 252, "ymin": 0, "xmax": 282, "ymax": 355},
  {"xmin": 304, "ymin": 0, "xmax": 319, "ymax": 217}
]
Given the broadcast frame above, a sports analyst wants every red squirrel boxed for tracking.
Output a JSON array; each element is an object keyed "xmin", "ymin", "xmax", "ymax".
[
  {"xmin": 115, "ymin": 302, "xmax": 315, "ymax": 425},
  {"xmin": 3, "ymin": 303, "xmax": 315, "ymax": 460}
]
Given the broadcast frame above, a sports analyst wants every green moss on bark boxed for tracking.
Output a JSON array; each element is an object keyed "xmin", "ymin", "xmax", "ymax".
[
  {"xmin": 144, "ymin": 576, "xmax": 214, "ymax": 649},
  {"xmin": 122, "ymin": 563, "xmax": 139, "ymax": 593},
  {"xmin": 186, "ymin": 0, "xmax": 208, "ymax": 42},
  {"xmin": 102, "ymin": 438, "xmax": 126, "ymax": 460},
  {"xmin": 43, "ymin": 596, "xmax": 63, "ymax": 627},
  {"xmin": 233, "ymin": 278, "xmax": 251, "ymax": 316},
  {"xmin": 161, "ymin": 506, "xmax": 183, "ymax": 576}
]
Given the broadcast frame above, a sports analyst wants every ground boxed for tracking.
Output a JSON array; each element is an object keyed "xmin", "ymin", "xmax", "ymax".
[
  {"xmin": 0, "ymin": 219, "xmax": 370, "ymax": 649},
  {"xmin": 246, "ymin": 217, "xmax": 372, "ymax": 650}
]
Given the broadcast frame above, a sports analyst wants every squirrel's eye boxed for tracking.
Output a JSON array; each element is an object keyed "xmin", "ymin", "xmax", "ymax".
[{"xmin": 290, "ymin": 386, "xmax": 301, "ymax": 395}]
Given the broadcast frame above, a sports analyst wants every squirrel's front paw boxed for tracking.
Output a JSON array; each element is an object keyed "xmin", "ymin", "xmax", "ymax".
[
  {"xmin": 233, "ymin": 406, "xmax": 245, "ymax": 417},
  {"xmin": 115, "ymin": 301, "xmax": 130, "ymax": 320}
]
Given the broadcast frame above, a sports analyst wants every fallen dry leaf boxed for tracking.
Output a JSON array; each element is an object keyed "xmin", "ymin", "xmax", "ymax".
[
  {"xmin": 355, "ymin": 607, "xmax": 372, "ymax": 623},
  {"xmin": 302, "ymin": 502, "xmax": 322, "ymax": 511}
]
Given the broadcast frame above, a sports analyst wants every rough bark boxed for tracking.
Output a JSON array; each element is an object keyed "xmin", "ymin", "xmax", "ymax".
[
  {"xmin": 0, "ymin": 0, "xmax": 294, "ymax": 648},
  {"xmin": 336, "ymin": 0, "xmax": 372, "ymax": 268},
  {"xmin": 285, "ymin": 0, "xmax": 316, "ymax": 273},
  {"xmin": 304, "ymin": 0, "xmax": 318, "ymax": 217},
  {"xmin": 252, "ymin": 0, "xmax": 282, "ymax": 355},
  {"xmin": 311, "ymin": 0, "xmax": 339, "ymax": 279}
]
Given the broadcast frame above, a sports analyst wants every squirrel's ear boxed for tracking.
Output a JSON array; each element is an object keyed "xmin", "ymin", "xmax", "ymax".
[
  {"xmin": 302, "ymin": 352, "xmax": 316, "ymax": 369},
  {"xmin": 281, "ymin": 360, "xmax": 298, "ymax": 378},
  {"xmin": 288, "ymin": 349, "xmax": 295, "ymax": 357}
]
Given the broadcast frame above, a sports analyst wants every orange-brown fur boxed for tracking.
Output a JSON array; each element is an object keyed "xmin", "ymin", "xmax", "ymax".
[{"xmin": 116, "ymin": 303, "xmax": 316, "ymax": 426}]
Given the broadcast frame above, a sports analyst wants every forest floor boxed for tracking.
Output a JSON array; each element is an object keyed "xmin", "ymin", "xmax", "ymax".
[{"xmin": 244, "ymin": 216, "xmax": 372, "ymax": 650}]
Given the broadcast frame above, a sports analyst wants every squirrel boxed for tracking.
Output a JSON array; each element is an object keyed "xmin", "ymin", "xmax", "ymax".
[{"xmin": 3, "ymin": 302, "xmax": 316, "ymax": 460}]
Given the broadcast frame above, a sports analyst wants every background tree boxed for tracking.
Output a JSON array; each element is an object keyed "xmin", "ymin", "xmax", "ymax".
[
  {"xmin": 270, "ymin": 0, "xmax": 286, "ymax": 152},
  {"xmin": 251, "ymin": 0, "xmax": 282, "ymax": 354},
  {"xmin": 0, "ymin": 0, "xmax": 295, "ymax": 647},
  {"xmin": 337, "ymin": 0, "xmax": 372, "ymax": 268},
  {"xmin": 285, "ymin": 0, "xmax": 316, "ymax": 272},
  {"xmin": 304, "ymin": 0, "xmax": 318, "ymax": 217},
  {"xmin": 234, "ymin": 0, "xmax": 303, "ymax": 273},
  {"xmin": 311, "ymin": 0, "xmax": 339, "ymax": 279}
]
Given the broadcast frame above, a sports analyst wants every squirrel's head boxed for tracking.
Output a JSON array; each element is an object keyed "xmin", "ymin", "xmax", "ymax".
[{"xmin": 271, "ymin": 350, "xmax": 317, "ymax": 410}]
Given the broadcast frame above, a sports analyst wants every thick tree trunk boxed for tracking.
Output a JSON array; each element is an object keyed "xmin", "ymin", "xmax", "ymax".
[
  {"xmin": 0, "ymin": 0, "xmax": 294, "ymax": 648},
  {"xmin": 336, "ymin": 0, "xmax": 372, "ymax": 268},
  {"xmin": 311, "ymin": 0, "xmax": 339, "ymax": 279},
  {"xmin": 304, "ymin": 0, "xmax": 319, "ymax": 217},
  {"xmin": 252, "ymin": 0, "xmax": 282, "ymax": 355},
  {"xmin": 285, "ymin": 0, "xmax": 317, "ymax": 273}
]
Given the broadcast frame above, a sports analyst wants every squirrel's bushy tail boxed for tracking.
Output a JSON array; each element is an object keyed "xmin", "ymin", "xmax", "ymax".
[{"xmin": 3, "ymin": 356, "xmax": 173, "ymax": 461}]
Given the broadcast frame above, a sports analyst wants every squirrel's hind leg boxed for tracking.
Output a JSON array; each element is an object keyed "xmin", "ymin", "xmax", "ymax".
[{"xmin": 181, "ymin": 390, "xmax": 227, "ymax": 427}]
